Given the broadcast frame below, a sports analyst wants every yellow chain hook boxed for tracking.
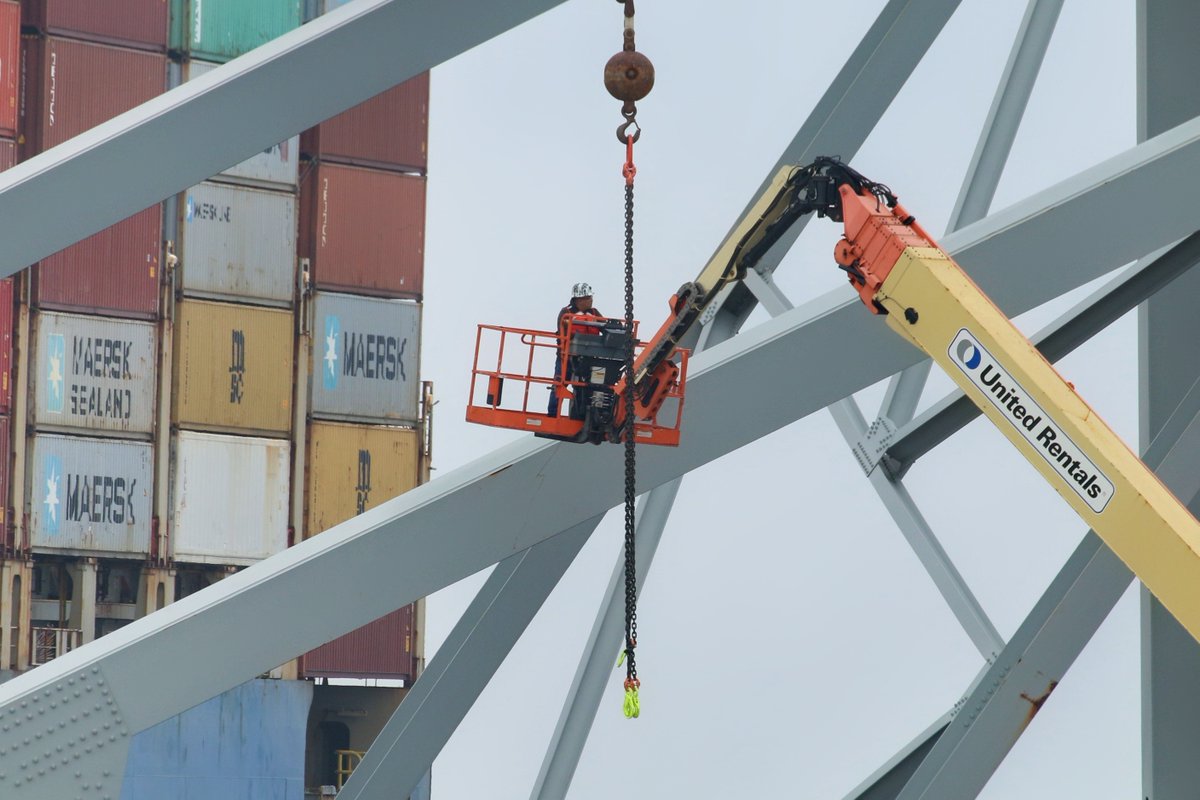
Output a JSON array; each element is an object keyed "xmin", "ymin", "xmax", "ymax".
[{"xmin": 623, "ymin": 686, "xmax": 641, "ymax": 719}]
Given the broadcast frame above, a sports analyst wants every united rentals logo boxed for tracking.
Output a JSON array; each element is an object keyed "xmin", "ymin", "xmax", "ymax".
[
  {"xmin": 45, "ymin": 333, "xmax": 65, "ymax": 413},
  {"xmin": 43, "ymin": 455, "xmax": 62, "ymax": 533},
  {"xmin": 323, "ymin": 315, "xmax": 340, "ymax": 390},
  {"xmin": 949, "ymin": 329, "xmax": 1114, "ymax": 513},
  {"xmin": 356, "ymin": 449, "xmax": 371, "ymax": 514}
]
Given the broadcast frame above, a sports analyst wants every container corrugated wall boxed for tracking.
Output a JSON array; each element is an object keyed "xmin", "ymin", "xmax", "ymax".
[
  {"xmin": 0, "ymin": 2, "xmax": 18, "ymax": 138},
  {"xmin": 309, "ymin": 293, "xmax": 420, "ymax": 423},
  {"xmin": 0, "ymin": 280, "xmax": 13, "ymax": 414},
  {"xmin": 0, "ymin": 416, "xmax": 9, "ymax": 534},
  {"xmin": 19, "ymin": 36, "xmax": 166, "ymax": 154},
  {"xmin": 178, "ymin": 182, "xmax": 297, "ymax": 304},
  {"xmin": 0, "ymin": 138, "xmax": 13, "ymax": 169},
  {"xmin": 21, "ymin": 35, "xmax": 165, "ymax": 318},
  {"xmin": 173, "ymin": 299, "xmax": 293, "ymax": 434},
  {"xmin": 171, "ymin": 430, "xmax": 289, "ymax": 564},
  {"xmin": 124, "ymin": 678, "xmax": 310, "ymax": 798},
  {"xmin": 299, "ymin": 163, "xmax": 425, "ymax": 298},
  {"xmin": 304, "ymin": 421, "xmax": 419, "ymax": 537},
  {"xmin": 182, "ymin": 60, "xmax": 299, "ymax": 188},
  {"xmin": 301, "ymin": 604, "xmax": 416, "ymax": 681},
  {"xmin": 300, "ymin": 73, "xmax": 429, "ymax": 173},
  {"xmin": 301, "ymin": 422, "xmax": 419, "ymax": 678},
  {"xmin": 169, "ymin": 0, "xmax": 301, "ymax": 62},
  {"xmin": 29, "ymin": 434, "xmax": 153, "ymax": 555},
  {"xmin": 32, "ymin": 312, "xmax": 157, "ymax": 434},
  {"xmin": 22, "ymin": 0, "xmax": 168, "ymax": 51}
]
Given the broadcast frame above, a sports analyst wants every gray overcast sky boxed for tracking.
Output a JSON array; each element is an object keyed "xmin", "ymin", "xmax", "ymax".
[{"xmin": 420, "ymin": 1, "xmax": 1140, "ymax": 797}]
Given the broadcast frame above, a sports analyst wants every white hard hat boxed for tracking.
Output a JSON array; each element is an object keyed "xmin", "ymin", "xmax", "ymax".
[{"xmin": 571, "ymin": 282, "xmax": 594, "ymax": 298}]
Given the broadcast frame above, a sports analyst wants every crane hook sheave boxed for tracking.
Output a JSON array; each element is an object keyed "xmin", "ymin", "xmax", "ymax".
[{"xmin": 604, "ymin": 50, "xmax": 655, "ymax": 103}]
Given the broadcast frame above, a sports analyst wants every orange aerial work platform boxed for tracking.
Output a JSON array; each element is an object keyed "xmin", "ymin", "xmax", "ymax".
[{"xmin": 466, "ymin": 313, "xmax": 689, "ymax": 446}]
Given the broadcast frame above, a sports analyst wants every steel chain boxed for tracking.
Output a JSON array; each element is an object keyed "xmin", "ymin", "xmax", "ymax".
[{"xmin": 622, "ymin": 167, "xmax": 639, "ymax": 691}]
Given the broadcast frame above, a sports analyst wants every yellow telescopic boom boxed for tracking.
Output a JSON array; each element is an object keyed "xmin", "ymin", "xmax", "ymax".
[{"xmin": 811, "ymin": 161, "xmax": 1200, "ymax": 640}]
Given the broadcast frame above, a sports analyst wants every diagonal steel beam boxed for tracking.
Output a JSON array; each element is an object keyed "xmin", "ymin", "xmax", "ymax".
[
  {"xmin": 744, "ymin": 267, "xmax": 1002, "ymax": 659},
  {"xmin": 0, "ymin": 0, "xmax": 568, "ymax": 273},
  {"xmin": 829, "ymin": 398, "xmax": 1004, "ymax": 660},
  {"xmin": 530, "ymin": 480, "xmax": 682, "ymax": 799},
  {"xmin": 703, "ymin": 0, "xmax": 964, "ymax": 344},
  {"xmin": 338, "ymin": 516, "xmax": 601, "ymax": 800},
  {"xmin": 880, "ymin": 0, "xmax": 1064, "ymax": 427},
  {"xmin": 895, "ymin": 373, "xmax": 1200, "ymax": 800},
  {"xmin": 4, "ymin": 121, "xmax": 1200, "ymax": 795},
  {"xmin": 842, "ymin": 714, "xmax": 954, "ymax": 800},
  {"xmin": 886, "ymin": 232, "xmax": 1200, "ymax": 475}
]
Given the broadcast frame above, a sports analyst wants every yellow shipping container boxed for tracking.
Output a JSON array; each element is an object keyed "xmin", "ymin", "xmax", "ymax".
[
  {"xmin": 174, "ymin": 299, "xmax": 294, "ymax": 434},
  {"xmin": 306, "ymin": 421, "xmax": 420, "ymax": 537}
]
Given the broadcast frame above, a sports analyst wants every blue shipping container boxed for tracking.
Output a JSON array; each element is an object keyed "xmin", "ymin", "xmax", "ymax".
[{"xmin": 122, "ymin": 678, "xmax": 312, "ymax": 800}]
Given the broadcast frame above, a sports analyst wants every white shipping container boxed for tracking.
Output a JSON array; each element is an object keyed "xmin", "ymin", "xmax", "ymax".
[
  {"xmin": 29, "ymin": 434, "xmax": 153, "ymax": 556},
  {"xmin": 179, "ymin": 181, "xmax": 297, "ymax": 304},
  {"xmin": 310, "ymin": 292, "xmax": 421, "ymax": 422},
  {"xmin": 32, "ymin": 312, "xmax": 158, "ymax": 435},
  {"xmin": 183, "ymin": 60, "xmax": 300, "ymax": 187},
  {"xmin": 171, "ymin": 430, "xmax": 290, "ymax": 565}
]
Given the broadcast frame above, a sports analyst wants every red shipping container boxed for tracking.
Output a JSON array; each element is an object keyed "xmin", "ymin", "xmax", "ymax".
[
  {"xmin": 20, "ymin": 35, "xmax": 166, "ymax": 155},
  {"xmin": 0, "ymin": 416, "xmax": 9, "ymax": 550},
  {"xmin": 299, "ymin": 162, "xmax": 424, "ymax": 299},
  {"xmin": 0, "ymin": 280, "xmax": 13, "ymax": 413},
  {"xmin": 0, "ymin": 2, "xmax": 18, "ymax": 138},
  {"xmin": 21, "ymin": 36, "xmax": 165, "ymax": 317},
  {"xmin": 0, "ymin": 146, "xmax": 12, "ymax": 410},
  {"xmin": 34, "ymin": 205, "xmax": 161, "ymax": 318},
  {"xmin": 301, "ymin": 604, "xmax": 417, "ymax": 681},
  {"xmin": 21, "ymin": 0, "xmax": 167, "ymax": 51},
  {"xmin": 300, "ymin": 72, "xmax": 429, "ymax": 173}
]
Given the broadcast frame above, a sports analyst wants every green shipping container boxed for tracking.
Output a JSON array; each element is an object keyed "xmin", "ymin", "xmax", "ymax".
[{"xmin": 170, "ymin": 0, "xmax": 301, "ymax": 62}]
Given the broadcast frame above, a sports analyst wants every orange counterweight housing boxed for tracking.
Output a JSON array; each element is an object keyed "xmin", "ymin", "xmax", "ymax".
[
  {"xmin": 466, "ymin": 314, "xmax": 689, "ymax": 446},
  {"xmin": 834, "ymin": 185, "xmax": 936, "ymax": 312}
]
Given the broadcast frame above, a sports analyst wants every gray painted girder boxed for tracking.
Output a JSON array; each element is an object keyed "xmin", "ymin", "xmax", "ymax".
[
  {"xmin": 745, "ymin": 246, "xmax": 1002, "ymax": 659},
  {"xmin": 880, "ymin": 0, "xmax": 1063, "ymax": 428},
  {"xmin": 885, "ymin": 233, "xmax": 1200, "ymax": 475},
  {"xmin": 895, "ymin": 372, "xmax": 1200, "ymax": 800},
  {"xmin": 831, "ymin": 399, "xmax": 1003, "ymax": 660},
  {"xmin": 338, "ymin": 517, "xmax": 601, "ymax": 799},
  {"xmin": 0, "ymin": 0, "xmax": 568, "ymax": 274},
  {"xmin": 530, "ymin": 480, "xmax": 682, "ymax": 799},
  {"xmin": 947, "ymin": 0, "xmax": 1064, "ymax": 229},
  {"xmin": 703, "ymin": 0, "xmax": 964, "ymax": 342},
  {"xmin": 1136, "ymin": 2, "xmax": 1200, "ymax": 795},
  {"xmin": 841, "ymin": 714, "xmax": 953, "ymax": 800}
]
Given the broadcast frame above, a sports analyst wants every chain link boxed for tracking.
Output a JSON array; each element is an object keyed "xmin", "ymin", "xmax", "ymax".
[{"xmin": 622, "ymin": 162, "xmax": 639, "ymax": 690}]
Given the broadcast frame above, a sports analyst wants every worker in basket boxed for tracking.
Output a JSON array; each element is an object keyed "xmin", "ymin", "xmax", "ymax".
[{"xmin": 548, "ymin": 282, "xmax": 606, "ymax": 416}]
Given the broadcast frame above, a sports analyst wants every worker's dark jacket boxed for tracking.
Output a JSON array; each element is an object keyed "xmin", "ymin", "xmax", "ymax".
[{"xmin": 548, "ymin": 304, "xmax": 604, "ymax": 416}]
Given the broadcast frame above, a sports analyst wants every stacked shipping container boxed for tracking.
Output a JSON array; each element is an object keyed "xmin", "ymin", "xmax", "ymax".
[
  {"xmin": 0, "ymin": 1, "xmax": 432, "ymax": 793},
  {"xmin": 2, "ymin": 2, "xmax": 173, "ymax": 663},
  {"xmin": 167, "ymin": 9, "xmax": 301, "ymax": 569},
  {"xmin": 297, "ymin": 67, "xmax": 429, "ymax": 682}
]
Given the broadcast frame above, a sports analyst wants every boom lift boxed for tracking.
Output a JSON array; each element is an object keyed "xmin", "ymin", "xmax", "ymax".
[{"xmin": 468, "ymin": 156, "xmax": 1200, "ymax": 641}]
